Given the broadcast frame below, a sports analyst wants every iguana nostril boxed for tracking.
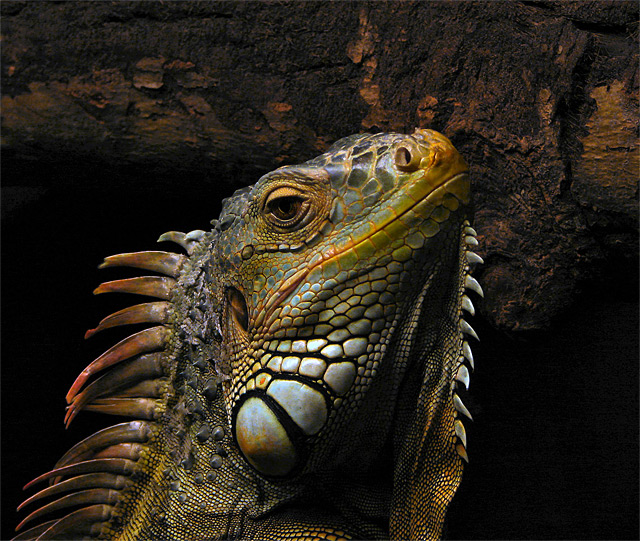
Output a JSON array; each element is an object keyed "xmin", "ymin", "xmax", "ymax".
[
  {"xmin": 395, "ymin": 146, "xmax": 412, "ymax": 168},
  {"xmin": 394, "ymin": 141, "xmax": 428, "ymax": 172}
]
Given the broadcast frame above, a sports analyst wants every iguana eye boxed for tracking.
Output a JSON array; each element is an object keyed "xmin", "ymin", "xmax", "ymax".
[{"xmin": 264, "ymin": 187, "xmax": 310, "ymax": 228}]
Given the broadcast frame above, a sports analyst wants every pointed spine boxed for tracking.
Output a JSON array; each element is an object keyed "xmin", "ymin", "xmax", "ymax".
[
  {"xmin": 55, "ymin": 422, "xmax": 151, "ymax": 469},
  {"xmin": 456, "ymin": 443, "xmax": 469, "ymax": 463},
  {"xmin": 66, "ymin": 327, "xmax": 169, "ymax": 403},
  {"xmin": 24, "ymin": 459, "xmax": 137, "ymax": 491},
  {"xmin": 454, "ymin": 419, "xmax": 468, "ymax": 448},
  {"xmin": 453, "ymin": 393, "xmax": 473, "ymax": 421},
  {"xmin": 65, "ymin": 353, "xmax": 165, "ymax": 426},
  {"xmin": 15, "ymin": 489, "xmax": 120, "ymax": 532},
  {"xmin": 36, "ymin": 504, "xmax": 114, "ymax": 540},
  {"xmin": 93, "ymin": 277, "xmax": 175, "ymax": 300},
  {"xmin": 455, "ymin": 365, "xmax": 470, "ymax": 390},
  {"xmin": 157, "ymin": 231, "xmax": 189, "ymax": 251},
  {"xmin": 464, "ymin": 235, "xmax": 478, "ymax": 246},
  {"xmin": 460, "ymin": 319, "xmax": 479, "ymax": 341},
  {"xmin": 464, "ymin": 275, "xmax": 484, "ymax": 297},
  {"xmin": 85, "ymin": 302, "xmax": 171, "ymax": 339},
  {"xmin": 461, "ymin": 294, "xmax": 475, "ymax": 316},
  {"xmin": 18, "ymin": 474, "xmax": 128, "ymax": 512},
  {"xmin": 99, "ymin": 251, "xmax": 186, "ymax": 277},
  {"xmin": 83, "ymin": 398, "xmax": 160, "ymax": 420},
  {"xmin": 462, "ymin": 341, "xmax": 475, "ymax": 370},
  {"xmin": 466, "ymin": 251, "xmax": 484, "ymax": 265}
]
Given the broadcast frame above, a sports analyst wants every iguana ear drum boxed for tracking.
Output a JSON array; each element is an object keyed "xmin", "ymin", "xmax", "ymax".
[{"xmin": 227, "ymin": 287, "xmax": 249, "ymax": 332}]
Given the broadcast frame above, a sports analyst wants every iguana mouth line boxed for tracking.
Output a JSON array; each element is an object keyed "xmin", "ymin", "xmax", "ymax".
[{"xmin": 259, "ymin": 171, "xmax": 468, "ymax": 329}]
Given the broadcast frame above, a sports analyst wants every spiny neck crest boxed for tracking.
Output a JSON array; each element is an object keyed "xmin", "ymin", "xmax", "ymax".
[
  {"xmin": 451, "ymin": 220, "xmax": 484, "ymax": 463},
  {"xmin": 15, "ymin": 228, "xmax": 233, "ymax": 539}
]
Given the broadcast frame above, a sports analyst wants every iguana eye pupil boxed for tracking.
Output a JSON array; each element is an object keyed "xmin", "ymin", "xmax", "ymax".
[{"xmin": 269, "ymin": 196, "xmax": 300, "ymax": 221}]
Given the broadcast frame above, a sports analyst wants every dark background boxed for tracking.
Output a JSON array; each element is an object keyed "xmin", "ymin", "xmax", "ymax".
[{"xmin": 2, "ymin": 1, "xmax": 639, "ymax": 539}]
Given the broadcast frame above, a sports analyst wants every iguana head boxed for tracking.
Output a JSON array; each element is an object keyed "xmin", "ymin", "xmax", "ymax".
[
  {"xmin": 213, "ymin": 129, "xmax": 470, "ymax": 477},
  {"xmin": 16, "ymin": 129, "xmax": 480, "ymax": 540}
]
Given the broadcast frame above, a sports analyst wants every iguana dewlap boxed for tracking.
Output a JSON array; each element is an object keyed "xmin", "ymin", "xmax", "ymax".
[{"xmin": 15, "ymin": 129, "xmax": 482, "ymax": 540}]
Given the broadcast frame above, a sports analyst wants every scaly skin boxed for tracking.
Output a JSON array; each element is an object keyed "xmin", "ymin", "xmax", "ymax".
[{"xmin": 15, "ymin": 129, "xmax": 482, "ymax": 540}]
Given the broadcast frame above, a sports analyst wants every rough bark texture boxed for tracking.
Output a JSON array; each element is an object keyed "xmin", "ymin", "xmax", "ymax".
[{"xmin": 2, "ymin": 0, "xmax": 638, "ymax": 331}]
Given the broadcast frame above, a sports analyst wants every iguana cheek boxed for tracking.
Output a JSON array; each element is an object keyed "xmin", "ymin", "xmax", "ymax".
[
  {"xmin": 234, "ymin": 396, "xmax": 298, "ymax": 476},
  {"xmin": 234, "ymin": 381, "xmax": 329, "ymax": 477}
]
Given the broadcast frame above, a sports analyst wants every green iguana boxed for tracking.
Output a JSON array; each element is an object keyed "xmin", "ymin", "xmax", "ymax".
[{"xmin": 15, "ymin": 128, "xmax": 482, "ymax": 540}]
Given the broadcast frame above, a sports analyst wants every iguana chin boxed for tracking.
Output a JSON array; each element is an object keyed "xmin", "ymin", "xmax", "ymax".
[{"xmin": 15, "ymin": 128, "xmax": 482, "ymax": 540}]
